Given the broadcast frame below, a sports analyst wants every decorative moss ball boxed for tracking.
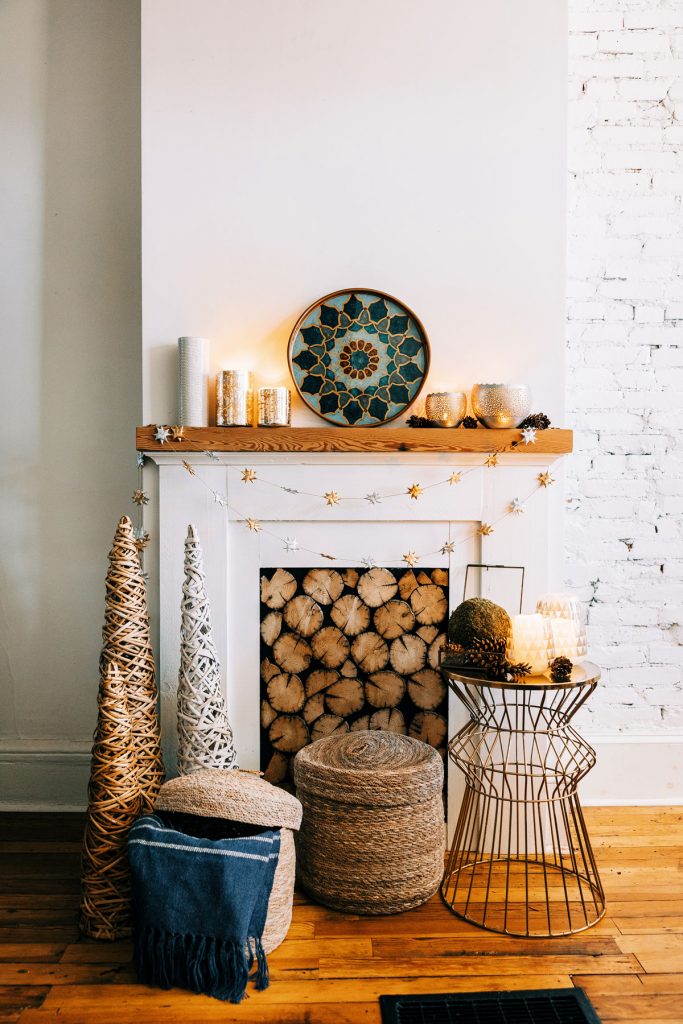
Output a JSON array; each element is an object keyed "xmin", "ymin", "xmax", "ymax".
[{"xmin": 447, "ymin": 598, "xmax": 511, "ymax": 649}]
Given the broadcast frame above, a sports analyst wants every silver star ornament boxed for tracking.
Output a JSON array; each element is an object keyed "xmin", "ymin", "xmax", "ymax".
[
  {"xmin": 521, "ymin": 427, "xmax": 537, "ymax": 445},
  {"xmin": 283, "ymin": 536, "xmax": 299, "ymax": 552},
  {"xmin": 509, "ymin": 497, "xmax": 526, "ymax": 515},
  {"xmin": 365, "ymin": 492, "xmax": 382, "ymax": 505},
  {"xmin": 154, "ymin": 425, "xmax": 171, "ymax": 444}
]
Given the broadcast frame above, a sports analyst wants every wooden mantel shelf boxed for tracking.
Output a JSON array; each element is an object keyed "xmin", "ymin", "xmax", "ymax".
[{"xmin": 136, "ymin": 425, "xmax": 573, "ymax": 455}]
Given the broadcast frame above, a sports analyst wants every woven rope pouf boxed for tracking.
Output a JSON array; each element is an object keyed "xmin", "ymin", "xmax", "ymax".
[
  {"xmin": 293, "ymin": 730, "xmax": 445, "ymax": 915},
  {"xmin": 155, "ymin": 769, "xmax": 302, "ymax": 953}
]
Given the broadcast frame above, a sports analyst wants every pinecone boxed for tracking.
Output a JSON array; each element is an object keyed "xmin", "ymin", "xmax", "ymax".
[
  {"xmin": 507, "ymin": 660, "xmax": 532, "ymax": 679},
  {"xmin": 462, "ymin": 416, "xmax": 478, "ymax": 429},
  {"xmin": 550, "ymin": 656, "xmax": 573, "ymax": 682},
  {"xmin": 520, "ymin": 412, "xmax": 551, "ymax": 430},
  {"xmin": 469, "ymin": 636, "xmax": 507, "ymax": 656},
  {"xmin": 407, "ymin": 414, "xmax": 441, "ymax": 428}
]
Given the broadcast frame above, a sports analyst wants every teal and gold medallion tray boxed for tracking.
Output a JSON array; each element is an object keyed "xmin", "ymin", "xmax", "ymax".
[{"xmin": 288, "ymin": 289, "xmax": 430, "ymax": 426}]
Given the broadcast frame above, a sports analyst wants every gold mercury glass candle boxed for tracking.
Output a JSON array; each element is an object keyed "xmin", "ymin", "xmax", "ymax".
[
  {"xmin": 425, "ymin": 391, "xmax": 467, "ymax": 427},
  {"xmin": 216, "ymin": 370, "xmax": 253, "ymax": 426},
  {"xmin": 508, "ymin": 613, "xmax": 552, "ymax": 676},
  {"xmin": 258, "ymin": 387, "xmax": 291, "ymax": 427}
]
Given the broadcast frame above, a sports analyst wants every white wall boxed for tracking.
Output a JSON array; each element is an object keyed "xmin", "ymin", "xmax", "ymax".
[
  {"xmin": 567, "ymin": 0, "xmax": 683, "ymax": 742},
  {"xmin": 0, "ymin": 0, "xmax": 141, "ymax": 806},
  {"xmin": 141, "ymin": 0, "xmax": 567, "ymax": 426}
]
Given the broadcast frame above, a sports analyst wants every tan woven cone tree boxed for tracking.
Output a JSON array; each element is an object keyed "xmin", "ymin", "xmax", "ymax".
[
  {"xmin": 80, "ymin": 662, "xmax": 141, "ymax": 940},
  {"xmin": 100, "ymin": 515, "xmax": 164, "ymax": 811},
  {"xmin": 177, "ymin": 524, "xmax": 238, "ymax": 773}
]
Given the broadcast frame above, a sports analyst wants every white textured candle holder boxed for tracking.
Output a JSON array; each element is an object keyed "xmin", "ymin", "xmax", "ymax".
[{"xmin": 536, "ymin": 593, "xmax": 588, "ymax": 661}]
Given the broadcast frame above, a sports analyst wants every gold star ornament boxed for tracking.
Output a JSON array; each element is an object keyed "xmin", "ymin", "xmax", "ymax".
[
  {"xmin": 538, "ymin": 471, "xmax": 555, "ymax": 488},
  {"xmin": 324, "ymin": 491, "xmax": 340, "ymax": 506},
  {"xmin": 441, "ymin": 541, "xmax": 456, "ymax": 555},
  {"xmin": 131, "ymin": 489, "xmax": 149, "ymax": 506},
  {"xmin": 478, "ymin": 523, "xmax": 494, "ymax": 537},
  {"xmin": 448, "ymin": 472, "xmax": 462, "ymax": 486},
  {"xmin": 241, "ymin": 468, "xmax": 257, "ymax": 483},
  {"xmin": 182, "ymin": 460, "xmax": 196, "ymax": 476},
  {"xmin": 169, "ymin": 425, "xmax": 185, "ymax": 442},
  {"xmin": 246, "ymin": 518, "xmax": 261, "ymax": 533},
  {"xmin": 407, "ymin": 483, "xmax": 423, "ymax": 500},
  {"xmin": 402, "ymin": 551, "xmax": 419, "ymax": 567},
  {"xmin": 484, "ymin": 452, "xmax": 498, "ymax": 468}
]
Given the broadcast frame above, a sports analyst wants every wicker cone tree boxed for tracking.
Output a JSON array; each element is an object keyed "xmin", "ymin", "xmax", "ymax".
[
  {"xmin": 101, "ymin": 515, "xmax": 164, "ymax": 811},
  {"xmin": 80, "ymin": 662, "xmax": 141, "ymax": 940},
  {"xmin": 177, "ymin": 524, "xmax": 238, "ymax": 773}
]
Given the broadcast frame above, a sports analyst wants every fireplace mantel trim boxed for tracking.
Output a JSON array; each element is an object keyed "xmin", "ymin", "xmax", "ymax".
[{"xmin": 137, "ymin": 425, "xmax": 572, "ymax": 458}]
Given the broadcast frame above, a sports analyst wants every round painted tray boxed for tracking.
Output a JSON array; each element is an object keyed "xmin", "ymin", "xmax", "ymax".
[{"xmin": 288, "ymin": 289, "xmax": 430, "ymax": 426}]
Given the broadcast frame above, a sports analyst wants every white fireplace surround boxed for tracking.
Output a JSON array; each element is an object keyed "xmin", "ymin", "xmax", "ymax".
[{"xmin": 153, "ymin": 448, "xmax": 565, "ymax": 830}]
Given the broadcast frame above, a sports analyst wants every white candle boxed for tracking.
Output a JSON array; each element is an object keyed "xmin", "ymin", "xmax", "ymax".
[{"xmin": 509, "ymin": 614, "xmax": 551, "ymax": 675}]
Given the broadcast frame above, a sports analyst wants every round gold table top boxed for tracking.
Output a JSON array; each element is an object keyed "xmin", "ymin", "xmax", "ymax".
[{"xmin": 440, "ymin": 659, "xmax": 601, "ymax": 691}]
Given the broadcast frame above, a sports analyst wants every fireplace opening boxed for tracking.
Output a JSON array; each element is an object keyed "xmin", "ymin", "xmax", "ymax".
[{"xmin": 259, "ymin": 566, "xmax": 449, "ymax": 790}]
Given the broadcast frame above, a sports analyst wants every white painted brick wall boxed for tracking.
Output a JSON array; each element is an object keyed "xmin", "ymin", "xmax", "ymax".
[{"xmin": 568, "ymin": 0, "xmax": 683, "ymax": 733}]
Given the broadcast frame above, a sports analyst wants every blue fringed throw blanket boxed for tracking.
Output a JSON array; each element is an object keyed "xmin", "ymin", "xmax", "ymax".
[{"xmin": 128, "ymin": 814, "xmax": 280, "ymax": 1002}]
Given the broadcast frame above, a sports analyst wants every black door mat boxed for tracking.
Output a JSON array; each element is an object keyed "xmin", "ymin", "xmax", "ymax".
[{"xmin": 379, "ymin": 988, "xmax": 601, "ymax": 1024}]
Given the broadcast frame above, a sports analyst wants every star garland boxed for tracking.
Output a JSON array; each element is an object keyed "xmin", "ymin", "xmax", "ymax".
[
  {"xmin": 140, "ymin": 425, "xmax": 544, "ymax": 506},
  {"xmin": 133, "ymin": 425, "xmax": 559, "ymax": 569}
]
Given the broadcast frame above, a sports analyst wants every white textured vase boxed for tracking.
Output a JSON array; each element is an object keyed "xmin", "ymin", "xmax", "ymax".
[{"xmin": 177, "ymin": 336, "xmax": 209, "ymax": 427}]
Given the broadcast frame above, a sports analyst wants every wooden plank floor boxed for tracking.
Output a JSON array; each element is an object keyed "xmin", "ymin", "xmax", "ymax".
[{"xmin": 0, "ymin": 808, "xmax": 681, "ymax": 1023}]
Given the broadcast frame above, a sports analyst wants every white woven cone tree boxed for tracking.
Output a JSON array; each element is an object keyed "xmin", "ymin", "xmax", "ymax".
[{"xmin": 177, "ymin": 524, "xmax": 238, "ymax": 773}]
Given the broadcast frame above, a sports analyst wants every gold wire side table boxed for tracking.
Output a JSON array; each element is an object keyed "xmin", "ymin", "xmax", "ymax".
[{"xmin": 440, "ymin": 661, "xmax": 604, "ymax": 937}]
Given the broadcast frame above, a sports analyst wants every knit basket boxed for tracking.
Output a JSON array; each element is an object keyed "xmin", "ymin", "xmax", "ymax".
[
  {"xmin": 293, "ymin": 730, "xmax": 445, "ymax": 915},
  {"xmin": 155, "ymin": 769, "xmax": 302, "ymax": 952}
]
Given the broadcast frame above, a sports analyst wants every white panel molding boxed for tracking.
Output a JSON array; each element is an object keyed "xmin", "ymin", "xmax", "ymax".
[{"xmin": 2, "ymin": 733, "xmax": 682, "ymax": 811}]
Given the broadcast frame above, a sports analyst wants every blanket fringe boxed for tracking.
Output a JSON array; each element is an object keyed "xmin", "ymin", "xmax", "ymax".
[{"xmin": 135, "ymin": 926, "xmax": 265, "ymax": 1002}]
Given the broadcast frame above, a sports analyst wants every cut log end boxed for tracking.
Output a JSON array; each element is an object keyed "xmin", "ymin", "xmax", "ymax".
[
  {"xmin": 310, "ymin": 626, "xmax": 350, "ymax": 669},
  {"xmin": 267, "ymin": 672, "xmax": 305, "ymax": 713},
  {"xmin": 330, "ymin": 594, "xmax": 371, "ymax": 637},
  {"xmin": 410, "ymin": 584, "xmax": 448, "ymax": 626},
  {"xmin": 373, "ymin": 599, "xmax": 415, "ymax": 639},
  {"xmin": 357, "ymin": 567, "xmax": 398, "ymax": 608},
  {"xmin": 303, "ymin": 568, "xmax": 344, "ymax": 605},
  {"xmin": 261, "ymin": 569, "xmax": 297, "ymax": 610},
  {"xmin": 269, "ymin": 715, "xmax": 310, "ymax": 754},
  {"xmin": 351, "ymin": 631, "xmax": 389, "ymax": 673}
]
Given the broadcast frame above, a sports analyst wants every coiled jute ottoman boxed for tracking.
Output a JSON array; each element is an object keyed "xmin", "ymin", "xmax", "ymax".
[
  {"xmin": 293, "ymin": 731, "xmax": 445, "ymax": 914},
  {"xmin": 155, "ymin": 769, "xmax": 302, "ymax": 952}
]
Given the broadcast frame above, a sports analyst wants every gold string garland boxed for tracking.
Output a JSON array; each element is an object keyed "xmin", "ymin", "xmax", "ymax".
[{"xmin": 134, "ymin": 427, "xmax": 558, "ymax": 568}]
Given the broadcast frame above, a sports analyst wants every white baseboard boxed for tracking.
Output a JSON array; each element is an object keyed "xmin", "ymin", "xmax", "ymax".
[
  {"xmin": 1, "ymin": 733, "xmax": 682, "ymax": 810},
  {"xmin": 580, "ymin": 733, "xmax": 683, "ymax": 806},
  {"xmin": 0, "ymin": 748, "xmax": 90, "ymax": 811}
]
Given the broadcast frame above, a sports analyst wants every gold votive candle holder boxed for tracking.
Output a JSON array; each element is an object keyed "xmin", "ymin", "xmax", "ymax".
[
  {"xmin": 257, "ymin": 387, "xmax": 291, "ymax": 427},
  {"xmin": 216, "ymin": 370, "xmax": 253, "ymax": 426},
  {"xmin": 425, "ymin": 391, "xmax": 467, "ymax": 427}
]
